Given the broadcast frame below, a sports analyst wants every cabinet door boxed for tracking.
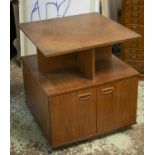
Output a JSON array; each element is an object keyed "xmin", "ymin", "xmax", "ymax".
[
  {"xmin": 97, "ymin": 77, "xmax": 138, "ymax": 134},
  {"xmin": 50, "ymin": 88, "xmax": 96, "ymax": 147}
]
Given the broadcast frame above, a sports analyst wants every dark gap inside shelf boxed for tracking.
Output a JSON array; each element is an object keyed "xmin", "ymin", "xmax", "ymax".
[
  {"xmin": 37, "ymin": 45, "xmax": 117, "ymax": 80},
  {"xmin": 37, "ymin": 49, "xmax": 95, "ymax": 79},
  {"xmin": 95, "ymin": 46, "xmax": 112, "ymax": 73}
]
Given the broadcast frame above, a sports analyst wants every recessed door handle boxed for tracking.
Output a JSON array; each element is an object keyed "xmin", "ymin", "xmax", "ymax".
[
  {"xmin": 101, "ymin": 87, "xmax": 115, "ymax": 95},
  {"xmin": 79, "ymin": 92, "xmax": 91, "ymax": 101}
]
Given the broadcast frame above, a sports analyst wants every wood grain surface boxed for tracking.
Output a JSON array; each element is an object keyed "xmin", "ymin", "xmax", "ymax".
[
  {"xmin": 19, "ymin": 13, "xmax": 140, "ymax": 57},
  {"xmin": 50, "ymin": 88, "xmax": 97, "ymax": 147},
  {"xmin": 22, "ymin": 54, "xmax": 139, "ymax": 148},
  {"xmin": 22, "ymin": 54, "xmax": 139, "ymax": 96},
  {"xmin": 20, "ymin": 12, "xmax": 140, "ymax": 148},
  {"xmin": 22, "ymin": 62, "xmax": 51, "ymax": 143},
  {"xmin": 97, "ymin": 77, "xmax": 138, "ymax": 134}
]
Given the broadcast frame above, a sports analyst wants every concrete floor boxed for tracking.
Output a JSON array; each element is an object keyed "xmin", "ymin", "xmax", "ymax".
[{"xmin": 10, "ymin": 59, "xmax": 144, "ymax": 155}]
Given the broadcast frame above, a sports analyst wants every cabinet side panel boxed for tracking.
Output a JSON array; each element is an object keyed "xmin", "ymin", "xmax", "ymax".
[
  {"xmin": 128, "ymin": 76, "xmax": 139, "ymax": 123},
  {"xmin": 22, "ymin": 62, "xmax": 51, "ymax": 142}
]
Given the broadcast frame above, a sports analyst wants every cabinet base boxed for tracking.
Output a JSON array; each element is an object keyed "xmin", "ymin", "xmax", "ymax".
[{"xmin": 22, "ymin": 54, "xmax": 139, "ymax": 148}]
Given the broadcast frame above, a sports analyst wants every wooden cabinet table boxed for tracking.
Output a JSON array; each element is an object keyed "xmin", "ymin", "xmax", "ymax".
[{"xmin": 20, "ymin": 13, "xmax": 140, "ymax": 148}]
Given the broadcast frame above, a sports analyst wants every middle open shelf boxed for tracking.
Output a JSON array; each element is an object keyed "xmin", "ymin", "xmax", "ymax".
[
  {"xmin": 37, "ymin": 45, "xmax": 113, "ymax": 80},
  {"xmin": 22, "ymin": 53, "xmax": 138, "ymax": 97}
]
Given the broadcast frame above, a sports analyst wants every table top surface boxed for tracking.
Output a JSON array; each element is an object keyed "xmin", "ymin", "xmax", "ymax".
[{"xmin": 19, "ymin": 13, "xmax": 140, "ymax": 57}]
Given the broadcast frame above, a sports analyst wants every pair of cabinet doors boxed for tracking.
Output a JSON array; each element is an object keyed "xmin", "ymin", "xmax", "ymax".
[{"xmin": 50, "ymin": 77, "xmax": 138, "ymax": 147}]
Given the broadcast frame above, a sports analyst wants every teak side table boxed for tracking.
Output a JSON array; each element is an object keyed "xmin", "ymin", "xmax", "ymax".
[{"xmin": 19, "ymin": 13, "xmax": 140, "ymax": 148}]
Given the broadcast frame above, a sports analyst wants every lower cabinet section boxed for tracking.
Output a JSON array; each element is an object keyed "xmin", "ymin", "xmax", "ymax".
[
  {"xmin": 97, "ymin": 78, "xmax": 138, "ymax": 134},
  {"xmin": 50, "ymin": 88, "xmax": 97, "ymax": 147},
  {"xmin": 50, "ymin": 77, "xmax": 138, "ymax": 147}
]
